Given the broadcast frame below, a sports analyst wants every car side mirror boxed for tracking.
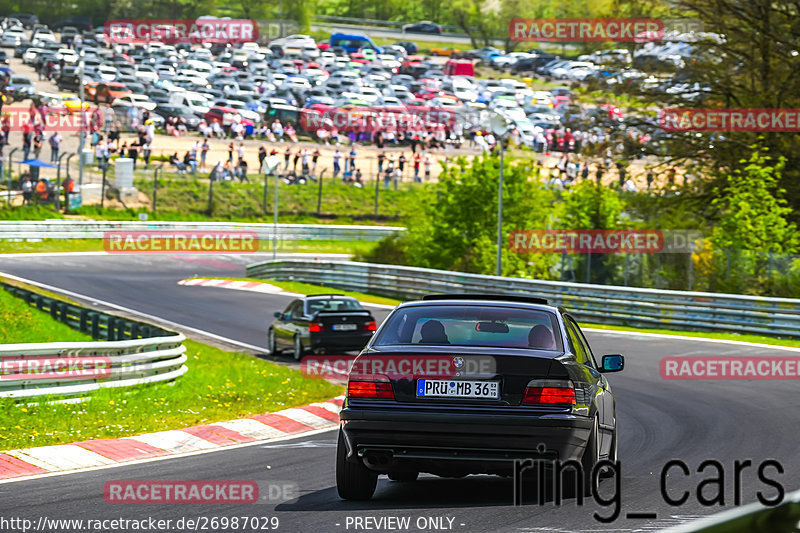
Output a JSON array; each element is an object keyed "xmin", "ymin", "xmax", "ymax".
[
  {"xmin": 601, "ymin": 354, "xmax": 624, "ymax": 372},
  {"xmin": 274, "ymin": 312, "xmax": 282, "ymax": 319}
]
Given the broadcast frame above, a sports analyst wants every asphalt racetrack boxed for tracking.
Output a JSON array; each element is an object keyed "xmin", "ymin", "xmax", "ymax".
[{"xmin": 0, "ymin": 253, "xmax": 798, "ymax": 532}]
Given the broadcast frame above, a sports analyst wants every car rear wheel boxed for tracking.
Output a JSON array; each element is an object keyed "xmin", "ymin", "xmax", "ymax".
[
  {"xmin": 388, "ymin": 471, "xmax": 419, "ymax": 482},
  {"xmin": 601, "ymin": 424, "xmax": 618, "ymax": 478},
  {"xmin": 292, "ymin": 335, "xmax": 304, "ymax": 361},
  {"xmin": 336, "ymin": 430, "xmax": 377, "ymax": 500},
  {"xmin": 580, "ymin": 416, "xmax": 600, "ymax": 496}
]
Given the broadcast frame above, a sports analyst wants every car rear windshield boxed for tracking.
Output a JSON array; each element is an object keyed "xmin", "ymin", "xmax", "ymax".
[
  {"xmin": 372, "ymin": 305, "xmax": 563, "ymax": 350},
  {"xmin": 307, "ymin": 298, "xmax": 364, "ymax": 313}
]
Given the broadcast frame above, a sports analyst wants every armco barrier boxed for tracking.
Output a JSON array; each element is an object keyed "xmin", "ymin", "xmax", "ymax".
[
  {"xmin": 246, "ymin": 259, "xmax": 800, "ymax": 338},
  {"xmin": 0, "ymin": 283, "xmax": 187, "ymax": 398},
  {"xmin": 0, "ymin": 221, "xmax": 404, "ymax": 242}
]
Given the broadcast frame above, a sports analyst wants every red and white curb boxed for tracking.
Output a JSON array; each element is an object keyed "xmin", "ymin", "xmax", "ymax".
[
  {"xmin": 0, "ymin": 396, "xmax": 343, "ymax": 481},
  {"xmin": 178, "ymin": 278, "xmax": 396, "ymax": 309},
  {"xmin": 178, "ymin": 278, "xmax": 304, "ymax": 297}
]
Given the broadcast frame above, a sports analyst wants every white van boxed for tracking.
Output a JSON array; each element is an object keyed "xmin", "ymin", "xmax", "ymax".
[{"xmin": 168, "ymin": 91, "xmax": 210, "ymax": 115}]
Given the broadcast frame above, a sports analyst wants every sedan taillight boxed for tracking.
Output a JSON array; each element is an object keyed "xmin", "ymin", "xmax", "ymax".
[
  {"xmin": 308, "ymin": 322, "xmax": 324, "ymax": 332},
  {"xmin": 522, "ymin": 380, "xmax": 576, "ymax": 405},
  {"xmin": 364, "ymin": 320, "xmax": 377, "ymax": 331},
  {"xmin": 347, "ymin": 379, "xmax": 394, "ymax": 399}
]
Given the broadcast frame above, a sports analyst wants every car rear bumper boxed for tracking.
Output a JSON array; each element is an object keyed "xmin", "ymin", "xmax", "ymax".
[
  {"xmin": 310, "ymin": 332, "xmax": 373, "ymax": 352},
  {"xmin": 340, "ymin": 405, "xmax": 593, "ymax": 473}
]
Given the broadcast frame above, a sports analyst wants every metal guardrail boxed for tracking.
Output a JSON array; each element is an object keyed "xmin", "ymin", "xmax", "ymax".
[
  {"xmin": 660, "ymin": 488, "xmax": 800, "ymax": 532},
  {"xmin": 0, "ymin": 221, "xmax": 405, "ymax": 242},
  {"xmin": 246, "ymin": 259, "xmax": 800, "ymax": 338},
  {"xmin": 0, "ymin": 284, "xmax": 187, "ymax": 398}
]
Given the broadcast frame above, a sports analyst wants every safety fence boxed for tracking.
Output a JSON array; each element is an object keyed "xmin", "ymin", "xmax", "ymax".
[
  {"xmin": 0, "ymin": 283, "xmax": 187, "ymax": 398},
  {"xmin": 0, "ymin": 220, "xmax": 404, "ymax": 242},
  {"xmin": 247, "ymin": 259, "xmax": 800, "ymax": 338}
]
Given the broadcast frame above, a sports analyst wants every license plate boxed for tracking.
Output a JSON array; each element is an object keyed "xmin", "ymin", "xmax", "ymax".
[
  {"xmin": 332, "ymin": 323, "xmax": 357, "ymax": 331},
  {"xmin": 416, "ymin": 379, "xmax": 499, "ymax": 399}
]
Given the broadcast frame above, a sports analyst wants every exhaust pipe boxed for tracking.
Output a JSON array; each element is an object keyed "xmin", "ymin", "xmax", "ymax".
[{"xmin": 361, "ymin": 450, "xmax": 395, "ymax": 469}]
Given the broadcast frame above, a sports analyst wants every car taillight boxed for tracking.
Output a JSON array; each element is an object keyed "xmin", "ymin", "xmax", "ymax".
[
  {"xmin": 308, "ymin": 322, "xmax": 324, "ymax": 332},
  {"xmin": 364, "ymin": 321, "xmax": 376, "ymax": 331},
  {"xmin": 522, "ymin": 380, "xmax": 576, "ymax": 405},
  {"xmin": 347, "ymin": 379, "xmax": 393, "ymax": 399}
]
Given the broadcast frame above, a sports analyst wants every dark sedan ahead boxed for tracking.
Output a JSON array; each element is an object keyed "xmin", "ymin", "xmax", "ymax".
[
  {"xmin": 336, "ymin": 294, "xmax": 624, "ymax": 500},
  {"xmin": 268, "ymin": 295, "xmax": 377, "ymax": 360}
]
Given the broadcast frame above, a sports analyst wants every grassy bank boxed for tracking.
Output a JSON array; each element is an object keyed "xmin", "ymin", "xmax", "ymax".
[
  {"xmin": 130, "ymin": 177, "xmax": 424, "ymax": 220},
  {"xmin": 0, "ymin": 288, "xmax": 343, "ymax": 450}
]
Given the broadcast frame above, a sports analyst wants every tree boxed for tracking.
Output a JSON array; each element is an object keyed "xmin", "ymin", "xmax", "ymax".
[{"xmin": 710, "ymin": 148, "xmax": 798, "ymax": 254}]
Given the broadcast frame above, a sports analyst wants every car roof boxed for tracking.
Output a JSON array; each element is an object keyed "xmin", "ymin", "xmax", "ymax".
[
  {"xmin": 305, "ymin": 294, "xmax": 359, "ymax": 300},
  {"xmin": 400, "ymin": 296, "xmax": 562, "ymax": 315}
]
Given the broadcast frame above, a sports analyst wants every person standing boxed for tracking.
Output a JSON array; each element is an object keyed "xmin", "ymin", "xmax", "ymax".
[
  {"xmin": 332, "ymin": 148, "xmax": 342, "ymax": 178},
  {"xmin": 200, "ymin": 139, "xmax": 210, "ymax": 170},
  {"xmin": 377, "ymin": 151, "xmax": 385, "ymax": 175},
  {"xmin": 348, "ymin": 145, "xmax": 356, "ymax": 173},
  {"xmin": 48, "ymin": 132, "xmax": 61, "ymax": 163},
  {"xmin": 142, "ymin": 140, "xmax": 152, "ymax": 167},
  {"xmin": 283, "ymin": 146, "xmax": 291, "ymax": 170},
  {"xmin": 311, "ymin": 148, "xmax": 320, "ymax": 174},
  {"xmin": 398, "ymin": 153, "xmax": 406, "ymax": 180},
  {"xmin": 258, "ymin": 145, "xmax": 267, "ymax": 173},
  {"xmin": 423, "ymin": 153, "xmax": 432, "ymax": 181},
  {"xmin": 21, "ymin": 120, "xmax": 33, "ymax": 160},
  {"xmin": 293, "ymin": 148, "xmax": 301, "ymax": 172},
  {"xmin": 238, "ymin": 158, "xmax": 249, "ymax": 182},
  {"xmin": 581, "ymin": 161, "xmax": 589, "ymax": 181},
  {"xmin": 22, "ymin": 177, "xmax": 32, "ymax": 204},
  {"xmin": 301, "ymin": 148, "xmax": 310, "ymax": 175},
  {"xmin": 413, "ymin": 153, "xmax": 421, "ymax": 182},
  {"xmin": 383, "ymin": 157, "xmax": 394, "ymax": 189},
  {"xmin": 227, "ymin": 142, "xmax": 234, "ymax": 163},
  {"xmin": 237, "ymin": 142, "xmax": 245, "ymax": 164}
]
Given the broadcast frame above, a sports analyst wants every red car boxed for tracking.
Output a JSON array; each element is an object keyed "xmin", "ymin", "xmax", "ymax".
[{"xmin": 204, "ymin": 106, "xmax": 255, "ymax": 128}]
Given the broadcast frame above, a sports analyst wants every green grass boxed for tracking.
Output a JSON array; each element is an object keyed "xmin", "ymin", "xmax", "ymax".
[
  {"xmin": 128, "ymin": 177, "xmax": 424, "ymax": 221},
  {"xmin": 0, "ymin": 288, "xmax": 91, "ymax": 343},
  {"xmin": 0, "ymin": 238, "xmax": 377, "ymax": 255},
  {"xmin": 0, "ymin": 290, "xmax": 343, "ymax": 450}
]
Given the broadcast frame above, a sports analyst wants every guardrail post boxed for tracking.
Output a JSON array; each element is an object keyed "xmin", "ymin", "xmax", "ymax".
[
  {"xmin": 50, "ymin": 300, "xmax": 59, "ymax": 319},
  {"xmin": 585, "ymin": 253, "xmax": 592, "ymax": 284},
  {"xmin": 91, "ymin": 313, "xmax": 100, "ymax": 338},
  {"xmin": 80, "ymin": 309, "xmax": 88, "ymax": 332},
  {"xmin": 107, "ymin": 316, "xmax": 116, "ymax": 341},
  {"xmin": 60, "ymin": 303, "xmax": 69, "ymax": 322},
  {"xmin": 131, "ymin": 323, "xmax": 140, "ymax": 339}
]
